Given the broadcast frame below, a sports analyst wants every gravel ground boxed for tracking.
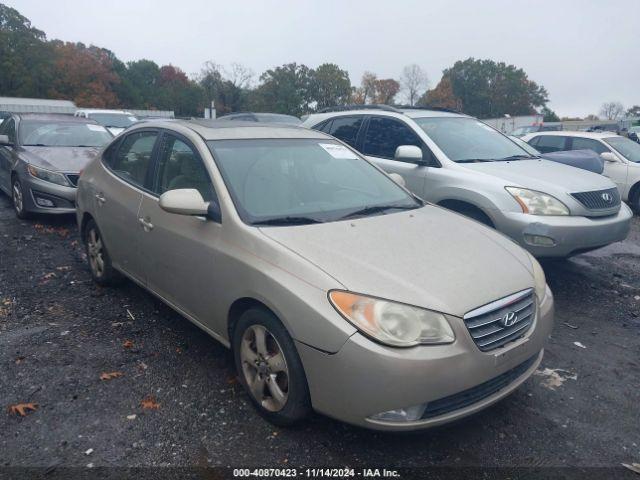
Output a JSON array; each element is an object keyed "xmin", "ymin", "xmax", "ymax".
[{"xmin": 0, "ymin": 194, "xmax": 639, "ymax": 474}]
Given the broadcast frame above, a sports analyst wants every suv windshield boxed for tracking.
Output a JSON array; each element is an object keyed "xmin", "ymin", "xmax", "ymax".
[
  {"xmin": 20, "ymin": 121, "xmax": 113, "ymax": 147},
  {"xmin": 88, "ymin": 113, "xmax": 137, "ymax": 128},
  {"xmin": 604, "ymin": 136, "xmax": 640, "ymax": 163},
  {"xmin": 208, "ymin": 138, "xmax": 420, "ymax": 225},
  {"xmin": 413, "ymin": 117, "xmax": 535, "ymax": 162}
]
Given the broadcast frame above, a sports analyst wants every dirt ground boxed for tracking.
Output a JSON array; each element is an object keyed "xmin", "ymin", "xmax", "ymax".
[{"xmin": 0, "ymin": 194, "xmax": 638, "ymax": 475}]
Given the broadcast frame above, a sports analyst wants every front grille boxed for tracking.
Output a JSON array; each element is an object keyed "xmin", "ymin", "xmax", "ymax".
[
  {"xmin": 421, "ymin": 354, "xmax": 538, "ymax": 419},
  {"xmin": 463, "ymin": 289, "xmax": 536, "ymax": 352},
  {"xmin": 571, "ymin": 187, "xmax": 620, "ymax": 210},
  {"xmin": 65, "ymin": 174, "xmax": 80, "ymax": 187}
]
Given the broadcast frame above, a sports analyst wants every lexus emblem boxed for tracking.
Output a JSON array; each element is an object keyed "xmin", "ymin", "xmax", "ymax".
[
  {"xmin": 601, "ymin": 192, "xmax": 613, "ymax": 203},
  {"xmin": 500, "ymin": 311, "xmax": 518, "ymax": 327}
]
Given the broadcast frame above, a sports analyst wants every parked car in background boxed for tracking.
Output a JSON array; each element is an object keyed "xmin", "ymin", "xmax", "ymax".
[
  {"xmin": 0, "ymin": 113, "xmax": 113, "ymax": 218},
  {"xmin": 218, "ymin": 112, "xmax": 301, "ymax": 125},
  {"xmin": 74, "ymin": 109, "xmax": 139, "ymax": 136},
  {"xmin": 510, "ymin": 123, "xmax": 562, "ymax": 137},
  {"xmin": 76, "ymin": 119, "xmax": 553, "ymax": 431},
  {"xmin": 628, "ymin": 126, "xmax": 640, "ymax": 143},
  {"xmin": 510, "ymin": 136, "xmax": 604, "ymax": 174},
  {"xmin": 302, "ymin": 106, "xmax": 632, "ymax": 257},
  {"xmin": 523, "ymin": 131, "xmax": 640, "ymax": 212},
  {"xmin": 0, "ymin": 111, "xmax": 10, "ymax": 127}
]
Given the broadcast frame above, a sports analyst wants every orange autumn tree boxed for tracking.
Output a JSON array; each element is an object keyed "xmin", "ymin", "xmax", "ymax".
[{"xmin": 48, "ymin": 41, "xmax": 120, "ymax": 108}]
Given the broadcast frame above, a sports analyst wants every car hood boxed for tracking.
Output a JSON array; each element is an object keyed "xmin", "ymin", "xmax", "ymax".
[
  {"xmin": 461, "ymin": 159, "xmax": 614, "ymax": 193},
  {"xmin": 20, "ymin": 146, "xmax": 101, "ymax": 173},
  {"xmin": 259, "ymin": 206, "xmax": 535, "ymax": 318}
]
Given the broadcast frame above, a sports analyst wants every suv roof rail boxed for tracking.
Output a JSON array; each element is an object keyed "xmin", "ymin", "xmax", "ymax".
[
  {"xmin": 397, "ymin": 105, "xmax": 464, "ymax": 114},
  {"xmin": 317, "ymin": 104, "xmax": 401, "ymax": 114}
]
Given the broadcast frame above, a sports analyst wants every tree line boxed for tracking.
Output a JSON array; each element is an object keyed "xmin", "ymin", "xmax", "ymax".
[{"xmin": 2, "ymin": 3, "xmax": 560, "ymax": 119}]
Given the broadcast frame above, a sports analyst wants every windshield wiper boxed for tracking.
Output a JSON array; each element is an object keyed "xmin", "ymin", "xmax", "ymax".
[
  {"xmin": 252, "ymin": 216, "xmax": 324, "ymax": 226},
  {"xmin": 456, "ymin": 158, "xmax": 494, "ymax": 163},
  {"xmin": 495, "ymin": 155, "xmax": 539, "ymax": 161},
  {"xmin": 23, "ymin": 144, "xmax": 47, "ymax": 147},
  {"xmin": 339, "ymin": 203, "xmax": 420, "ymax": 220}
]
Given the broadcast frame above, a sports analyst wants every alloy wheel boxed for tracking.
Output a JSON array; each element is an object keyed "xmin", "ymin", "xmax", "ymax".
[
  {"xmin": 240, "ymin": 324, "xmax": 289, "ymax": 412},
  {"xmin": 12, "ymin": 181, "xmax": 23, "ymax": 215},
  {"xmin": 87, "ymin": 228, "xmax": 105, "ymax": 278}
]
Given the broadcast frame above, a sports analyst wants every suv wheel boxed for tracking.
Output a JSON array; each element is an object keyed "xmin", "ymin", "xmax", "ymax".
[
  {"xmin": 12, "ymin": 177, "xmax": 31, "ymax": 219},
  {"xmin": 83, "ymin": 219, "xmax": 121, "ymax": 285},
  {"xmin": 233, "ymin": 307, "xmax": 311, "ymax": 426}
]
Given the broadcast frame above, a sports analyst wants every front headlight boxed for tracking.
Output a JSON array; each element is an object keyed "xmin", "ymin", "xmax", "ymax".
[
  {"xmin": 329, "ymin": 291, "xmax": 455, "ymax": 347},
  {"xmin": 27, "ymin": 164, "xmax": 71, "ymax": 187},
  {"xmin": 528, "ymin": 253, "xmax": 547, "ymax": 301},
  {"xmin": 506, "ymin": 187, "xmax": 569, "ymax": 215}
]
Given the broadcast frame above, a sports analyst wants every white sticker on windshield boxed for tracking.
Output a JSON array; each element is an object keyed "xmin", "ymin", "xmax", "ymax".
[
  {"xmin": 319, "ymin": 143, "xmax": 358, "ymax": 159},
  {"xmin": 87, "ymin": 124, "xmax": 108, "ymax": 132}
]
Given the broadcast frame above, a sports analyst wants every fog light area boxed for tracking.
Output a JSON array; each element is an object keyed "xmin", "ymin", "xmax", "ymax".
[
  {"xmin": 524, "ymin": 234, "xmax": 556, "ymax": 247},
  {"xmin": 35, "ymin": 196, "xmax": 55, "ymax": 207}
]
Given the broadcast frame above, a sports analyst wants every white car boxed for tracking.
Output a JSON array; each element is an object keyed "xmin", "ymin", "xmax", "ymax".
[
  {"xmin": 522, "ymin": 131, "xmax": 640, "ymax": 212},
  {"xmin": 74, "ymin": 109, "xmax": 138, "ymax": 136}
]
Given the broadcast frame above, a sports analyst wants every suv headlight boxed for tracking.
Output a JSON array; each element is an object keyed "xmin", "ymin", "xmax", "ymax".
[
  {"xmin": 528, "ymin": 253, "xmax": 547, "ymax": 301},
  {"xmin": 506, "ymin": 187, "xmax": 569, "ymax": 215},
  {"xmin": 27, "ymin": 164, "xmax": 71, "ymax": 187},
  {"xmin": 329, "ymin": 291, "xmax": 455, "ymax": 347}
]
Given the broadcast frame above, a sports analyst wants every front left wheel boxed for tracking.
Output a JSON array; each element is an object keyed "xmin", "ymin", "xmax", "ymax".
[
  {"xmin": 232, "ymin": 307, "xmax": 311, "ymax": 426},
  {"xmin": 12, "ymin": 177, "xmax": 31, "ymax": 219}
]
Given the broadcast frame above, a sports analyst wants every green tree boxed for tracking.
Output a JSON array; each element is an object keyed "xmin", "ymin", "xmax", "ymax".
[
  {"xmin": 436, "ymin": 58, "xmax": 548, "ymax": 118},
  {"xmin": 625, "ymin": 105, "xmax": 640, "ymax": 117},
  {"xmin": 541, "ymin": 106, "xmax": 560, "ymax": 122},
  {"xmin": 308, "ymin": 63, "xmax": 351, "ymax": 111},
  {"xmin": 0, "ymin": 3, "xmax": 54, "ymax": 98},
  {"xmin": 251, "ymin": 63, "xmax": 312, "ymax": 116}
]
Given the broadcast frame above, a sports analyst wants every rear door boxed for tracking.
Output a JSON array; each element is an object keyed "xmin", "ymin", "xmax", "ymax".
[
  {"xmin": 137, "ymin": 131, "xmax": 222, "ymax": 326},
  {"xmin": 361, "ymin": 116, "xmax": 434, "ymax": 197},
  {"xmin": 94, "ymin": 129, "xmax": 160, "ymax": 284}
]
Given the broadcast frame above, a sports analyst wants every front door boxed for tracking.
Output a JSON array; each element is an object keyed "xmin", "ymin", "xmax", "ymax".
[{"xmin": 137, "ymin": 133, "xmax": 222, "ymax": 327}]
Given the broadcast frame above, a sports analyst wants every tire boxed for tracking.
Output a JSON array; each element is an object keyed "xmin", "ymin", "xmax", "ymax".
[
  {"xmin": 232, "ymin": 307, "xmax": 311, "ymax": 426},
  {"xmin": 83, "ymin": 218, "xmax": 121, "ymax": 286},
  {"xmin": 11, "ymin": 177, "xmax": 31, "ymax": 219},
  {"xmin": 630, "ymin": 189, "xmax": 640, "ymax": 214}
]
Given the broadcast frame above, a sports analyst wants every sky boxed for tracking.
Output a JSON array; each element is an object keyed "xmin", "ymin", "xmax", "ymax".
[{"xmin": 8, "ymin": 0, "xmax": 639, "ymax": 117}]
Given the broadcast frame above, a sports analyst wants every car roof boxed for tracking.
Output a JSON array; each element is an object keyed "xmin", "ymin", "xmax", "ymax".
[
  {"xmin": 304, "ymin": 108, "xmax": 467, "ymax": 126},
  {"xmin": 132, "ymin": 119, "xmax": 330, "ymax": 141},
  {"xmin": 15, "ymin": 113, "xmax": 99, "ymax": 124},
  {"xmin": 76, "ymin": 109, "xmax": 134, "ymax": 115},
  {"xmin": 527, "ymin": 130, "xmax": 621, "ymax": 139}
]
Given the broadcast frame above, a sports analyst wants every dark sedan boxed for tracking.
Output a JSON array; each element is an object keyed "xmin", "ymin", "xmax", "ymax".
[{"xmin": 0, "ymin": 113, "xmax": 113, "ymax": 218}]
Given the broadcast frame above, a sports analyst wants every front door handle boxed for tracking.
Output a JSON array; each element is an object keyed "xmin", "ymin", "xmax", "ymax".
[
  {"xmin": 95, "ymin": 193, "xmax": 106, "ymax": 205},
  {"xmin": 138, "ymin": 217, "xmax": 154, "ymax": 231}
]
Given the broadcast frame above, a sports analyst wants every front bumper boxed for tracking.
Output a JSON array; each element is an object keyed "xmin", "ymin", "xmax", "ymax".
[
  {"xmin": 21, "ymin": 174, "xmax": 77, "ymax": 215},
  {"xmin": 495, "ymin": 203, "xmax": 633, "ymax": 257},
  {"xmin": 297, "ymin": 287, "xmax": 554, "ymax": 431}
]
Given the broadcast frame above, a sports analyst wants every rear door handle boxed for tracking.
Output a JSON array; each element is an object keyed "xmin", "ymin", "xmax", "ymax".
[
  {"xmin": 138, "ymin": 217, "xmax": 154, "ymax": 231},
  {"xmin": 95, "ymin": 193, "xmax": 106, "ymax": 205}
]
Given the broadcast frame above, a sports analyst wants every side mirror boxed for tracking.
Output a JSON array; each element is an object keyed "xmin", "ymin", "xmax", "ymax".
[
  {"xmin": 0, "ymin": 134, "xmax": 12, "ymax": 146},
  {"xmin": 207, "ymin": 199, "xmax": 222, "ymax": 223},
  {"xmin": 394, "ymin": 145, "xmax": 424, "ymax": 164},
  {"xmin": 600, "ymin": 152, "xmax": 618, "ymax": 162},
  {"xmin": 159, "ymin": 189, "xmax": 209, "ymax": 216},
  {"xmin": 388, "ymin": 173, "xmax": 406, "ymax": 187}
]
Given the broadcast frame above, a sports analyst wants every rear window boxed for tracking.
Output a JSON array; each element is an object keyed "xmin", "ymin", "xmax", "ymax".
[{"xmin": 533, "ymin": 135, "xmax": 567, "ymax": 154}]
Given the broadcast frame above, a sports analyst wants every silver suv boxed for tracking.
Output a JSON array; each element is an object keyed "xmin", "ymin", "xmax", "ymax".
[{"xmin": 302, "ymin": 107, "xmax": 633, "ymax": 257}]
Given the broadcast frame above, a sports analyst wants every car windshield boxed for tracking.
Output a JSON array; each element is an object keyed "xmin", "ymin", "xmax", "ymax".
[
  {"xmin": 207, "ymin": 138, "xmax": 420, "ymax": 225},
  {"xmin": 413, "ymin": 117, "xmax": 535, "ymax": 162},
  {"xmin": 511, "ymin": 126, "xmax": 537, "ymax": 136},
  {"xmin": 88, "ymin": 113, "xmax": 137, "ymax": 128},
  {"xmin": 20, "ymin": 121, "xmax": 113, "ymax": 147},
  {"xmin": 604, "ymin": 136, "xmax": 640, "ymax": 163}
]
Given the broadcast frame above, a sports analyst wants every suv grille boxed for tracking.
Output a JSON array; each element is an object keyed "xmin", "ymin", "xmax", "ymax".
[
  {"xmin": 463, "ymin": 289, "xmax": 535, "ymax": 352},
  {"xmin": 571, "ymin": 187, "xmax": 620, "ymax": 210},
  {"xmin": 65, "ymin": 174, "xmax": 80, "ymax": 187},
  {"xmin": 420, "ymin": 354, "xmax": 538, "ymax": 419}
]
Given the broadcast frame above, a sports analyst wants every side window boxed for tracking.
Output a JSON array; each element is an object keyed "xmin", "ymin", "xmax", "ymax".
[
  {"xmin": 535, "ymin": 136, "xmax": 567, "ymax": 154},
  {"xmin": 328, "ymin": 116, "xmax": 363, "ymax": 148},
  {"xmin": 111, "ymin": 131, "xmax": 158, "ymax": 188},
  {"xmin": 155, "ymin": 134, "xmax": 213, "ymax": 201},
  {"xmin": 527, "ymin": 136, "xmax": 540, "ymax": 147},
  {"xmin": 363, "ymin": 117, "xmax": 427, "ymax": 162},
  {"xmin": 1, "ymin": 118, "xmax": 17, "ymax": 143},
  {"xmin": 570, "ymin": 137, "xmax": 609, "ymax": 154}
]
